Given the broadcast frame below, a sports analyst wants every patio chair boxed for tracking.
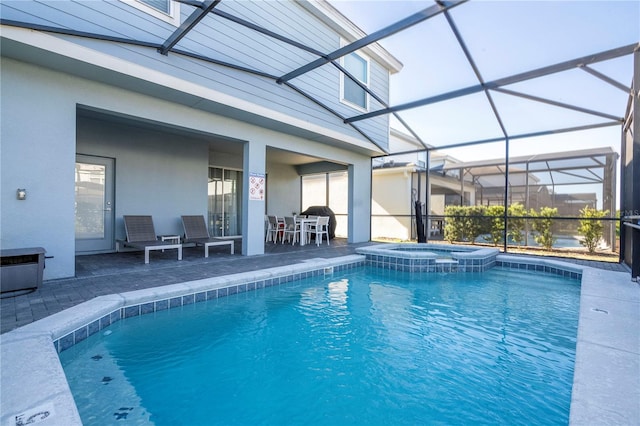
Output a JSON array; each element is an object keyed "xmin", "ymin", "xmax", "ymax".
[
  {"xmin": 118, "ymin": 215, "xmax": 182, "ymax": 264},
  {"xmin": 265, "ymin": 215, "xmax": 283, "ymax": 243},
  {"xmin": 305, "ymin": 216, "xmax": 330, "ymax": 246},
  {"xmin": 181, "ymin": 215, "xmax": 234, "ymax": 257},
  {"xmin": 281, "ymin": 216, "xmax": 300, "ymax": 245}
]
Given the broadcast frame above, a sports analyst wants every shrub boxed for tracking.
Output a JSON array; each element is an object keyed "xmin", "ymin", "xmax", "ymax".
[
  {"xmin": 578, "ymin": 206, "xmax": 609, "ymax": 253},
  {"xmin": 444, "ymin": 205, "xmax": 465, "ymax": 243},
  {"xmin": 530, "ymin": 207, "xmax": 557, "ymax": 250},
  {"xmin": 463, "ymin": 206, "xmax": 487, "ymax": 244},
  {"xmin": 507, "ymin": 203, "xmax": 526, "ymax": 245},
  {"xmin": 484, "ymin": 205, "xmax": 505, "ymax": 246}
]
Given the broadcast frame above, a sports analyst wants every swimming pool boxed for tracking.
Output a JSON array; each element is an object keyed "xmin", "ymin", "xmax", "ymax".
[
  {"xmin": 2, "ymin": 254, "xmax": 637, "ymax": 425},
  {"xmin": 59, "ymin": 266, "xmax": 580, "ymax": 425}
]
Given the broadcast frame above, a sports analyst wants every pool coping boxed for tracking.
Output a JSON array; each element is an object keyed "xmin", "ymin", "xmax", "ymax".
[{"xmin": 1, "ymin": 254, "xmax": 638, "ymax": 425}]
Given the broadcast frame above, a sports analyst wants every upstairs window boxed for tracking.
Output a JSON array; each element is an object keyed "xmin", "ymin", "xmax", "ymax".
[
  {"xmin": 139, "ymin": 0, "xmax": 170, "ymax": 13},
  {"xmin": 126, "ymin": 0, "xmax": 180, "ymax": 25},
  {"xmin": 341, "ymin": 51, "xmax": 369, "ymax": 110}
]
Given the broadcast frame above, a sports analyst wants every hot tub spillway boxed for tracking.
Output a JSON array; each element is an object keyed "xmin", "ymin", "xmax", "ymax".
[{"xmin": 435, "ymin": 257, "xmax": 459, "ymax": 272}]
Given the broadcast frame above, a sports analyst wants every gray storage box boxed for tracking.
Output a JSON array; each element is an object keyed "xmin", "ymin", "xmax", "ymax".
[{"xmin": 1, "ymin": 247, "xmax": 46, "ymax": 293}]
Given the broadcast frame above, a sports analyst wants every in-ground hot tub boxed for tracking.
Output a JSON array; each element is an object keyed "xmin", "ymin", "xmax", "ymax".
[{"xmin": 356, "ymin": 243, "xmax": 499, "ymax": 273}]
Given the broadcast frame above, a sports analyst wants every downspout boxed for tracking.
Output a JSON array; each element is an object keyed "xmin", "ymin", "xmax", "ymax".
[
  {"xmin": 425, "ymin": 149, "xmax": 431, "ymax": 242},
  {"xmin": 503, "ymin": 138, "xmax": 510, "ymax": 253}
]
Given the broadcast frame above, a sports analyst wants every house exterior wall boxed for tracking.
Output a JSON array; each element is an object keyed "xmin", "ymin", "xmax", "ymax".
[
  {"xmin": 265, "ymin": 163, "xmax": 302, "ymax": 219},
  {"xmin": 1, "ymin": 57, "xmax": 375, "ymax": 279},
  {"xmin": 1, "ymin": 1, "xmax": 398, "ymax": 278},
  {"xmin": 77, "ymin": 116, "xmax": 210, "ymax": 238},
  {"xmin": 0, "ymin": 0, "xmax": 391, "ymax": 150},
  {"xmin": 209, "ymin": 152, "xmax": 243, "ymax": 170},
  {"xmin": 371, "ymin": 165, "xmax": 477, "ymax": 241},
  {"xmin": 1, "ymin": 59, "xmax": 77, "ymax": 280},
  {"xmin": 348, "ymin": 158, "xmax": 373, "ymax": 243},
  {"xmin": 371, "ymin": 169, "xmax": 413, "ymax": 240}
]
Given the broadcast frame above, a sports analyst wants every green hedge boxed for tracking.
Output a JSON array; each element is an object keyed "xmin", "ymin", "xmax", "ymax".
[
  {"xmin": 530, "ymin": 206, "xmax": 557, "ymax": 250},
  {"xmin": 577, "ymin": 206, "xmax": 608, "ymax": 253},
  {"xmin": 442, "ymin": 204, "xmax": 608, "ymax": 251},
  {"xmin": 444, "ymin": 204, "xmax": 541, "ymax": 246},
  {"xmin": 443, "ymin": 204, "xmax": 539, "ymax": 246},
  {"xmin": 444, "ymin": 205, "xmax": 490, "ymax": 244}
]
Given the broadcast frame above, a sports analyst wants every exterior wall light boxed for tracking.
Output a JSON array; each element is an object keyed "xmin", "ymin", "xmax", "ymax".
[{"xmin": 17, "ymin": 188, "xmax": 26, "ymax": 200}]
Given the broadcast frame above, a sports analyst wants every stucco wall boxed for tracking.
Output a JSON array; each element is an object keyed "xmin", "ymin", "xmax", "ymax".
[
  {"xmin": 77, "ymin": 116, "xmax": 209, "ymax": 240},
  {"xmin": 371, "ymin": 169, "xmax": 412, "ymax": 240},
  {"xmin": 1, "ymin": 58, "xmax": 373, "ymax": 278},
  {"xmin": 0, "ymin": 1, "xmax": 391, "ymax": 149},
  {"xmin": 372, "ymin": 170, "xmax": 412, "ymax": 215},
  {"xmin": 1, "ymin": 59, "xmax": 78, "ymax": 280},
  {"xmin": 265, "ymin": 163, "xmax": 301, "ymax": 219}
]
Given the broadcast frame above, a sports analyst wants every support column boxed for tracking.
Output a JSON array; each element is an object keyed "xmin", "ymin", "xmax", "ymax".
[
  {"xmin": 631, "ymin": 48, "xmax": 640, "ymax": 279},
  {"xmin": 603, "ymin": 153, "xmax": 616, "ymax": 250},
  {"xmin": 459, "ymin": 169, "xmax": 465, "ymax": 205},
  {"xmin": 348, "ymin": 159, "xmax": 372, "ymax": 243},
  {"xmin": 622, "ymin": 48, "xmax": 640, "ymax": 278},
  {"xmin": 525, "ymin": 162, "xmax": 531, "ymax": 246},
  {"xmin": 425, "ymin": 150, "xmax": 432, "ymax": 241},
  {"xmin": 242, "ymin": 139, "xmax": 266, "ymax": 256}
]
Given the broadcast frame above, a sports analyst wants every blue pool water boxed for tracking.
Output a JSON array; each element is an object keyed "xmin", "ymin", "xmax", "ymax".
[{"xmin": 60, "ymin": 267, "xmax": 580, "ymax": 425}]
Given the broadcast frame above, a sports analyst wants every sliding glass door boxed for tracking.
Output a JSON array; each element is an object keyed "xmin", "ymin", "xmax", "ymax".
[{"xmin": 208, "ymin": 167, "xmax": 243, "ymax": 237}]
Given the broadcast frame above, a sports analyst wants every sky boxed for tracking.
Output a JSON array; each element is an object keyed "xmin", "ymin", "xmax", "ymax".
[{"xmin": 328, "ymin": 0, "xmax": 639, "ymax": 162}]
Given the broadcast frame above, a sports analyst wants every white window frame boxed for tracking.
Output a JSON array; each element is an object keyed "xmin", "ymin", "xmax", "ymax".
[
  {"xmin": 124, "ymin": 0, "xmax": 180, "ymax": 26},
  {"xmin": 340, "ymin": 47, "xmax": 370, "ymax": 112}
]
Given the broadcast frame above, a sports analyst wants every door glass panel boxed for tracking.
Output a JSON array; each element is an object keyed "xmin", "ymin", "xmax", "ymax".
[
  {"xmin": 224, "ymin": 170, "xmax": 243, "ymax": 236},
  {"xmin": 208, "ymin": 168, "xmax": 224, "ymax": 237},
  {"xmin": 75, "ymin": 162, "xmax": 105, "ymax": 239},
  {"xmin": 208, "ymin": 168, "xmax": 243, "ymax": 237}
]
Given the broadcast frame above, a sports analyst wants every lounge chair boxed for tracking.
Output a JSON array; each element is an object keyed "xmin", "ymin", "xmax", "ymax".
[
  {"xmin": 118, "ymin": 215, "xmax": 182, "ymax": 264},
  {"xmin": 181, "ymin": 215, "xmax": 234, "ymax": 257}
]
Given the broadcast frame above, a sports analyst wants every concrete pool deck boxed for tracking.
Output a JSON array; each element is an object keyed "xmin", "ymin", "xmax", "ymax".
[{"xmin": 0, "ymin": 245, "xmax": 638, "ymax": 425}]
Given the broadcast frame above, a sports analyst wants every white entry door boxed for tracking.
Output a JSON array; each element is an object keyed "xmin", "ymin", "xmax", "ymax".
[{"xmin": 75, "ymin": 155, "xmax": 115, "ymax": 253}]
